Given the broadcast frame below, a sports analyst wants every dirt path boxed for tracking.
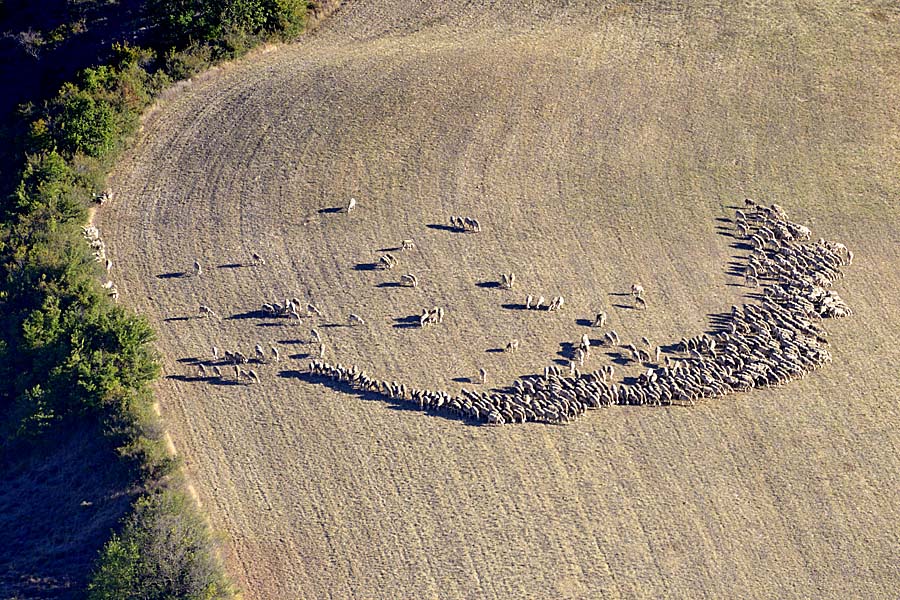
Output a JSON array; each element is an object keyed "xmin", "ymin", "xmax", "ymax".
[{"xmin": 101, "ymin": 3, "xmax": 900, "ymax": 598}]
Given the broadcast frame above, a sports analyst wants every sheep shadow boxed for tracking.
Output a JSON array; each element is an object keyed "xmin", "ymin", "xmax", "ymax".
[
  {"xmin": 277, "ymin": 339, "xmax": 306, "ymax": 345},
  {"xmin": 375, "ymin": 282, "xmax": 403, "ymax": 288},
  {"xmin": 289, "ymin": 353, "xmax": 310, "ymax": 360},
  {"xmin": 608, "ymin": 292, "xmax": 631, "ymax": 297},
  {"xmin": 354, "ymin": 262, "xmax": 379, "ymax": 271},
  {"xmin": 377, "ymin": 245, "xmax": 403, "ymax": 252},
  {"xmin": 606, "ymin": 352, "xmax": 631, "ymax": 366},
  {"xmin": 318, "ymin": 207, "xmax": 343, "ymax": 214},
  {"xmin": 452, "ymin": 376, "xmax": 472, "ymax": 383},
  {"xmin": 612, "ymin": 303, "xmax": 632, "ymax": 310},
  {"xmin": 501, "ymin": 303, "xmax": 528, "ymax": 311},
  {"xmin": 255, "ymin": 322, "xmax": 283, "ymax": 328},
  {"xmin": 227, "ymin": 310, "xmax": 267, "ymax": 320},
  {"xmin": 557, "ymin": 342, "xmax": 576, "ymax": 360},
  {"xmin": 476, "ymin": 281, "xmax": 501, "ymax": 289},
  {"xmin": 575, "ymin": 318, "xmax": 594, "ymax": 327},
  {"xmin": 156, "ymin": 271, "xmax": 186, "ymax": 279},
  {"xmin": 485, "ymin": 348, "xmax": 505, "ymax": 354},
  {"xmin": 216, "ymin": 263, "xmax": 244, "ymax": 269},
  {"xmin": 393, "ymin": 314, "xmax": 421, "ymax": 329},
  {"xmin": 176, "ymin": 357, "xmax": 201, "ymax": 364},
  {"xmin": 426, "ymin": 223, "xmax": 465, "ymax": 233},
  {"xmin": 282, "ymin": 370, "xmax": 481, "ymax": 426},
  {"xmin": 163, "ymin": 316, "xmax": 192, "ymax": 322}
]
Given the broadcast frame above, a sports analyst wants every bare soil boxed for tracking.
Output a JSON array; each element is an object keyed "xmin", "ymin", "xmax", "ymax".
[{"xmin": 100, "ymin": 2, "xmax": 900, "ymax": 598}]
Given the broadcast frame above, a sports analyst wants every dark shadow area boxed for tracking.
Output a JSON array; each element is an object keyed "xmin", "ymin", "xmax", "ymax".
[
  {"xmin": 612, "ymin": 303, "xmax": 632, "ymax": 310},
  {"xmin": 176, "ymin": 357, "xmax": 201, "ymax": 364},
  {"xmin": 501, "ymin": 303, "xmax": 528, "ymax": 311},
  {"xmin": 714, "ymin": 216, "xmax": 732, "ymax": 224},
  {"xmin": 226, "ymin": 310, "xmax": 267, "ymax": 320},
  {"xmin": 476, "ymin": 281, "xmax": 501, "ymax": 289},
  {"xmin": 715, "ymin": 226, "xmax": 734, "ymax": 238},
  {"xmin": 575, "ymin": 318, "xmax": 593, "ymax": 327},
  {"xmin": 354, "ymin": 262, "xmax": 379, "ymax": 271},
  {"xmin": 375, "ymin": 282, "xmax": 403, "ymax": 288},
  {"xmin": 393, "ymin": 314, "xmax": 421, "ymax": 329},
  {"xmin": 377, "ymin": 246, "xmax": 402, "ymax": 252},
  {"xmin": 255, "ymin": 322, "xmax": 282, "ymax": 328},
  {"xmin": 207, "ymin": 378, "xmax": 243, "ymax": 387},
  {"xmin": 156, "ymin": 271, "xmax": 186, "ymax": 279},
  {"xmin": 452, "ymin": 376, "xmax": 472, "ymax": 383},
  {"xmin": 557, "ymin": 342, "xmax": 575, "ymax": 360},
  {"xmin": 0, "ymin": 421, "xmax": 136, "ymax": 600},
  {"xmin": 216, "ymin": 263, "xmax": 244, "ymax": 269},
  {"xmin": 277, "ymin": 339, "xmax": 306, "ymax": 345},
  {"xmin": 289, "ymin": 353, "xmax": 310, "ymax": 360},
  {"xmin": 552, "ymin": 358, "xmax": 568, "ymax": 366},
  {"xmin": 606, "ymin": 351, "xmax": 630, "ymax": 366},
  {"xmin": 485, "ymin": 348, "xmax": 504, "ymax": 354},
  {"xmin": 318, "ymin": 206, "xmax": 343, "ymax": 214},
  {"xmin": 279, "ymin": 370, "xmax": 480, "ymax": 426},
  {"xmin": 163, "ymin": 316, "xmax": 192, "ymax": 322},
  {"xmin": 608, "ymin": 292, "xmax": 631, "ymax": 297},
  {"xmin": 425, "ymin": 223, "xmax": 464, "ymax": 233}
]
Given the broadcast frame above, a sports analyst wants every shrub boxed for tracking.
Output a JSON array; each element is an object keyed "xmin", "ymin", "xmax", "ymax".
[
  {"xmin": 54, "ymin": 83, "xmax": 117, "ymax": 158},
  {"xmin": 88, "ymin": 488, "xmax": 233, "ymax": 600}
]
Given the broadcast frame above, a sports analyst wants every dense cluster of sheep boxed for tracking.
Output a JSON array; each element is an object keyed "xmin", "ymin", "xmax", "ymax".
[
  {"xmin": 305, "ymin": 200, "xmax": 853, "ymax": 425},
  {"xmin": 449, "ymin": 215, "xmax": 481, "ymax": 232},
  {"xmin": 525, "ymin": 294, "xmax": 565, "ymax": 311}
]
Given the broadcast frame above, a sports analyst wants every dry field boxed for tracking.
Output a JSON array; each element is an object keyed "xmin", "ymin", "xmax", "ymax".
[{"xmin": 100, "ymin": 2, "xmax": 900, "ymax": 598}]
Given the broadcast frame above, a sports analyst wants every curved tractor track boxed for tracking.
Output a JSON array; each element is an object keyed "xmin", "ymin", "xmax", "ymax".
[{"xmin": 102, "ymin": 2, "xmax": 900, "ymax": 598}]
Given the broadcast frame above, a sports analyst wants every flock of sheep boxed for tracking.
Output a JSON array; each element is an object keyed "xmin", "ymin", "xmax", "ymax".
[{"xmin": 304, "ymin": 199, "xmax": 853, "ymax": 425}]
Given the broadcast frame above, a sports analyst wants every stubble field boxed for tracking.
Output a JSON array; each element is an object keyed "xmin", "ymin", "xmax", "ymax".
[{"xmin": 100, "ymin": 2, "xmax": 900, "ymax": 598}]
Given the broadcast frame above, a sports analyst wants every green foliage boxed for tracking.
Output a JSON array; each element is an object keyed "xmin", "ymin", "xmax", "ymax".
[
  {"xmin": 88, "ymin": 489, "xmax": 233, "ymax": 600},
  {"xmin": 13, "ymin": 150, "xmax": 85, "ymax": 220},
  {"xmin": 55, "ymin": 83, "xmax": 117, "ymax": 158}
]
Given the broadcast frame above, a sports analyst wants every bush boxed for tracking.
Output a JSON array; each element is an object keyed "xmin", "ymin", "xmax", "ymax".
[
  {"xmin": 54, "ymin": 83, "xmax": 118, "ymax": 158},
  {"xmin": 88, "ymin": 488, "xmax": 233, "ymax": 600}
]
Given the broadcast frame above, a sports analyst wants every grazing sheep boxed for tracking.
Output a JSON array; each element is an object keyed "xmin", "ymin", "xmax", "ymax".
[
  {"xmin": 348, "ymin": 313, "xmax": 365, "ymax": 326},
  {"xmin": 212, "ymin": 365, "xmax": 223, "ymax": 378},
  {"xmin": 401, "ymin": 239, "xmax": 416, "ymax": 250},
  {"xmin": 270, "ymin": 345, "xmax": 280, "ymax": 362},
  {"xmin": 631, "ymin": 283, "xmax": 644, "ymax": 297},
  {"xmin": 526, "ymin": 294, "xmax": 533, "ymax": 309},
  {"xmin": 505, "ymin": 339, "xmax": 520, "ymax": 352},
  {"xmin": 199, "ymin": 304, "xmax": 218, "ymax": 318},
  {"xmin": 401, "ymin": 273, "xmax": 419, "ymax": 288},
  {"xmin": 347, "ymin": 197, "xmax": 357, "ymax": 213},
  {"xmin": 212, "ymin": 346, "xmax": 219, "ymax": 360},
  {"xmin": 193, "ymin": 260, "xmax": 202, "ymax": 276},
  {"xmin": 479, "ymin": 368, "xmax": 487, "ymax": 385},
  {"xmin": 534, "ymin": 295, "xmax": 545, "ymax": 310},
  {"xmin": 197, "ymin": 364, "xmax": 207, "ymax": 377},
  {"xmin": 251, "ymin": 252, "xmax": 265, "ymax": 266},
  {"xmin": 105, "ymin": 258, "xmax": 112, "ymax": 273},
  {"xmin": 319, "ymin": 343, "xmax": 326, "ymax": 358},
  {"xmin": 307, "ymin": 302, "xmax": 323, "ymax": 317},
  {"xmin": 593, "ymin": 311, "xmax": 607, "ymax": 327},
  {"xmin": 255, "ymin": 344, "xmax": 266, "ymax": 362},
  {"xmin": 311, "ymin": 328, "xmax": 321, "ymax": 344},
  {"xmin": 634, "ymin": 296, "xmax": 647, "ymax": 310},
  {"xmin": 248, "ymin": 369, "xmax": 261, "ymax": 383}
]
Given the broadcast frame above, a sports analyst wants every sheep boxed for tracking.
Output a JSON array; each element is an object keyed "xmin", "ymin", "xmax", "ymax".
[
  {"xmin": 109, "ymin": 287, "xmax": 119, "ymax": 303},
  {"xmin": 307, "ymin": 302, "xmax": 323, "ymax": 317},
  {"xmin": 255, "ymin": 344, "xmax": 266, "ymax": 362},
  {"xmin": 212, "ymin": 365, "xmax": 223, "ymax": 378},
  {"xmin": 198, "ymin": 304, "xmax": 218, "ymax": 318},
  {"xmin": 347, "ymin": 197, "xmax": 357, "ymax": 213},
  {"xmin": 212, "ymin": 346, "xmax": 219, "ymax": 360},
  {"xmin": 270, "ymin": 345, "xmax": 280, "ymax": 362},
  {"xmin": 641, "ymin": 336, "xmax": 651, "ymax": 347},
  {"xmin": 576, "ymin": 348, "xmax": 586, "ymax": 366},
  {"xmin": 250, "ymin": 252, "xmax": 265, "ymax": 266},
  {"xmin": 593, "ymin": 311, "xmax": 607, "ymax": 327},
  {"xmin": 101, "ymin": 280, "xmax": 115, "ymax": 289},
  {"xmin": 105, "ymin": 258, "xmax": 113, "ymax": 273},
  {"xmin": 631, "ymin": 283, "xmax": 644, "ymax": 297},
  {"xmin": 348, "ymin": 313, "xmax": 365, "ymax": 326},
  {"xmin": 634, "ymin": 296, "xmax": 647, "ymax": 310},
  {"xmin": 379, "ymin": 254, "xmax": 397, "ymax": 269},
  {"xmin": 401, "ymin": 239, "xmax": 416, "ymax": 250},
  {"xmin": 248, "ymin": 369, "xmax": 261, "ymax": 383},
  {"xmin": 194, "ymin": 260, "xmax": 202, "ymax": 276},
  {"xmin": 436, "ymin": 307, "xmax": 444, "ymax": 324},
  {"xmin": 197, "ymin": 364, "xmax": 207, "ymax": 377},
  {"xmin": 311, "ymin": 329, "xmax": 321, "ymax": 344},
  {"xmin": 581, "ymin": 333, "xmax": 591, "ymax": 351},
  {"xmin": 401, "ymin": 273, "xmax": 419, "ymax": 288},
  {"xmin": 319, "ymin": 343, "xmax": 326, "ymax": 358},
  {"xmin": 534, "ymin": 295, "xmax": 545, "ymax": 310},
  {"xmin": 505, "ymin": 339, "xmax": 520, "ymax": 352},
  {"xmin": 479, "ymin": 368, "xmax": 487, "ymax": 385},
  {"xmin": 526, "ymin": 294, "xmax": 533, "ymax": 310}
]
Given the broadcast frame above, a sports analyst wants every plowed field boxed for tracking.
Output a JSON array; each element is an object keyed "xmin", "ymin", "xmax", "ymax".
[{"xmin": 100, "ymin": 2, "xmax": 900, "ymax": 598}]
